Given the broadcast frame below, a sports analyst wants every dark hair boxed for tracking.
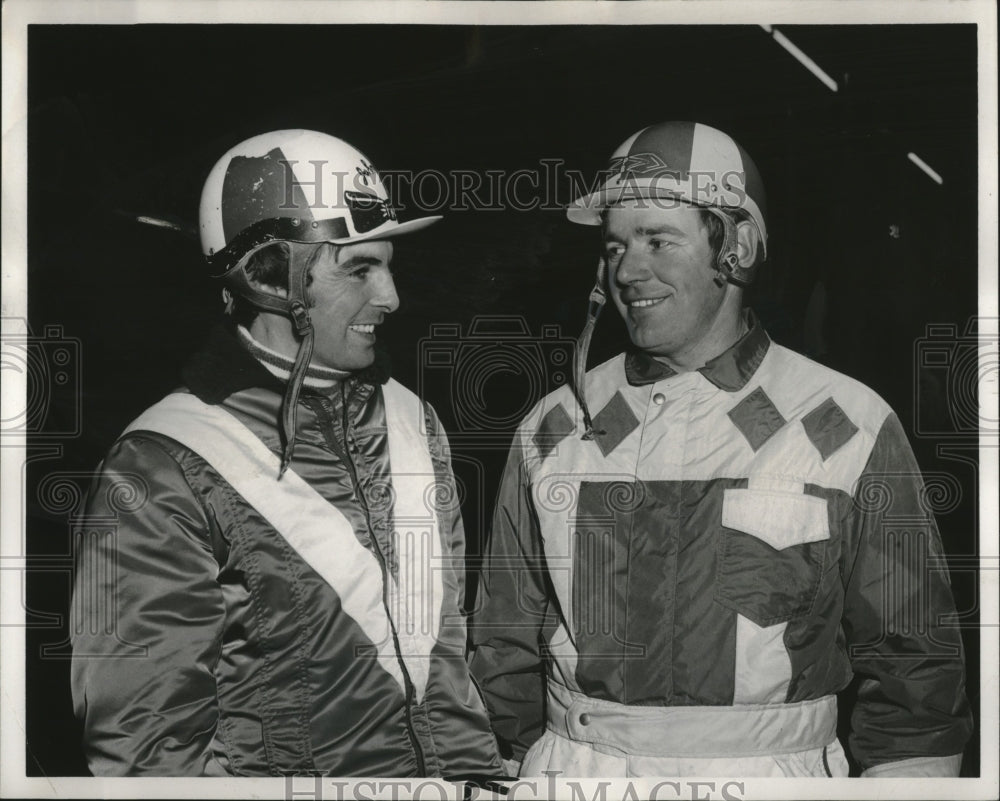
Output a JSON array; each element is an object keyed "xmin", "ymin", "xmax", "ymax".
[
  {"xmin": 229, "ymin": 241, "xmax": 329, "ymax": 328},
  {"xmin": 246, "ymin": 241, "xmax": 291, "ymax": 288},
  {"xmin": 697, "ymin": 208, "xmax": 728, "ymax": 262}
]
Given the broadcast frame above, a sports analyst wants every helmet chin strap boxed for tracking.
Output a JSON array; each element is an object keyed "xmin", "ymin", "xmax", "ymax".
[
  {"xmin": 573, "ymin": 257, "xmax": 608, "ymax": 440},
  {"xmin": 225, "ymin": 242, "xmax": 318, "ymax": 478},
  {"xmin": 279, "ymin": 243, "xmax": 317, "ymax": 478}
]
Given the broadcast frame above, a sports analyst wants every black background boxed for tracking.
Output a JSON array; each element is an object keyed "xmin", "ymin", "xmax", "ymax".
[{"xmin": 24, "ymin": 23, "xmax": 981, "ymax": 776}]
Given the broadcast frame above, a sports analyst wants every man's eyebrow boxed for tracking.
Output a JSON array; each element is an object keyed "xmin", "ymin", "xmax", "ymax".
[
  {"xmin": 603, "ymin": 224, "xmax": 687, "ymax": 241},
  {"xmin": 337, "ymin": 255, "xmax": 384, "ymax": 270},
  {"xmin": 635, "ymin": 224, "xmax": 686, "ymax": 237}
]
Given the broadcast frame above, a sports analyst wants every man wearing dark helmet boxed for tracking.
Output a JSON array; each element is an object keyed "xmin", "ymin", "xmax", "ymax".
[{"xmin": 471, "ymin": 121, "xmax": 972, "ymax": 778}]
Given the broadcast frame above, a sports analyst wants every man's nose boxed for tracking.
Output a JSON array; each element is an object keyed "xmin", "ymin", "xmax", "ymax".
[
  {"xmin": 614, "ymin": 247, "xmax": 651, "ymax": 286},
  {"xmin": 372, "ymin": 271, "xmax": 400, "ymax": 314}
]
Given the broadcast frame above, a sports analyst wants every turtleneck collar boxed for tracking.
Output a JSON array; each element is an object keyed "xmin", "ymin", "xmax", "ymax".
[
  {"xmin": 236, "ymin": 325, "xmax": 348, "ymax": 390},
  {"xmin": 181, "ymin": 322, "xmax": 391, "ymax": 405}
]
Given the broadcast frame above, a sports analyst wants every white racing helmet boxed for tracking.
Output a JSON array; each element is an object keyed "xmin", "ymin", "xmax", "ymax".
[
  {"xmin": 200, "ymin": 128, "xmax": 439, "ymax": 285},
  {"xmin": 199, "ymin": 129, "xmax": 440, "ymax": 475}
]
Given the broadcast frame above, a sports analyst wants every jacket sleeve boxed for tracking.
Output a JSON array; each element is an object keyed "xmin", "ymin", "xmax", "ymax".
[
  {"xmin": 422, "ymin": 401, "xmax": 473, "ymax": 648},
  {"xmin": 70, "ymin": 435, "xmax": 227, "ymax": 776},
  {"xmin": 418, "ymin": 401, "xmax": 504, "ymax": 775},
  {"xmin": 841, "ymin": 412, "xmax": 974, "ymax": 776},
  {"xmin": 469, "ymin": 431, "xmax": 556, "ymax": 763}
]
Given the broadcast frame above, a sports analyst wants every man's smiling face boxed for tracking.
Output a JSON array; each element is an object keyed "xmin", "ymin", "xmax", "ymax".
[
  {"xmin": 604, "ymin": 199, "xmax": 730, "ymax": 364},
  {"xmin": 307, "ymin": 239, "xmax": 398, "ymax": 371}
]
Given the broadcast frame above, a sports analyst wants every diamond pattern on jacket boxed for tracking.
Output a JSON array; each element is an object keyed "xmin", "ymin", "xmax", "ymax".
[
  {"xmin": 801, "ymin": 397, "xmax": 859, "ymax": 461},
  {"xmin": 533, "ymin": 403, "xmax": 575, "ymax": 459},
  {"xmin": 727, "ymin": 386, "xmax": 787, "ymax": 452},
  {"xmin": 591, "ymin": 392, "xmax": 640, "ymax": 457}
]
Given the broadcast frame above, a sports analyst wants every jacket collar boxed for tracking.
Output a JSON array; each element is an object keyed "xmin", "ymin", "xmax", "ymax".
[
  {"xmin": 182, "ymin": 322, "xmax": 391, "ymax": 405},
  {"xmin": 624, "ymin": 309, "xmax": 770, "ymax": 392}
]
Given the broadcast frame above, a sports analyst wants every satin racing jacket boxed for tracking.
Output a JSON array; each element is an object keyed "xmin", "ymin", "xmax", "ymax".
[
  {"xmin": 470, "ymin": 313, "xmax": 972, "ymax": 778},
  {"xmin": 71, "ymin": 324, "xmax": 502, "ymax": 777}
]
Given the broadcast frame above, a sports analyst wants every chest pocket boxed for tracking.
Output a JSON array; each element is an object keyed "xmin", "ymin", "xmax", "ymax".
[{"xmin": 715, "ymin": 489, "xmax": 830, "ymax": 627}]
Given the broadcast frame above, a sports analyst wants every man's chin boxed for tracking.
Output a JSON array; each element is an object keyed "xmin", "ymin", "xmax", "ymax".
[
  {"xmin": 629, "ymin": 334, "xmax": 682, "ymax": 365},
  {"xmin": 314, "ymin": 351, "xmax": 375, "ymax": 373},
  {"xmin": 627, "ymin": 327, "xmax": 665, "ymax": 354}
]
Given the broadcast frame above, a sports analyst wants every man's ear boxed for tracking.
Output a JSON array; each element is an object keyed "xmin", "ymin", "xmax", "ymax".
[
  {"xmin": 248, "ymin": 278, "xmax": 288, "ymax": 299},
  {"xmin": 735, "ymin": 219, "xmax": 760, "ymax": 269}
]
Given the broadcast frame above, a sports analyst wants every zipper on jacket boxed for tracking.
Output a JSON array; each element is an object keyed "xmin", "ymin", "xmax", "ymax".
[{"xmin": 310, "ymin": 390, "xmax": 428, "ymax": 776}]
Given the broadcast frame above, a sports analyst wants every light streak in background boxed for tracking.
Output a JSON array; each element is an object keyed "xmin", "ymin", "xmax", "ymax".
[
  {"xmin": 761, "ymin": 26, "xmax": 946, "ymax": 186},
  {"xmin": 907, "ymin": 152, "xmax": 945, "ymax": 185},
  {"xmin": 136, "ymin": 215, "xmax": 185, "ymax": 231},
  {"xmin": 760, "ymin": 25, "xmax": 839, "ymax": 93}
]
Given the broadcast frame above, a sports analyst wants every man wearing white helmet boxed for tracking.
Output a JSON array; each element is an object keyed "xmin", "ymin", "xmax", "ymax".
[
  {"xmin": 471, "ymin": 121, "xmax": 973, "ymax": 777},
  {"xmin": 70, "ymin": 130, "xmax": 502, "ymax": 777}
]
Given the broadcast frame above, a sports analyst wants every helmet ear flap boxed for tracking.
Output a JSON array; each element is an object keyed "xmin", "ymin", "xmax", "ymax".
[
  {"xmin": 708, "ymin": 208, "xmax": 760, "ymax": 287},
  {"xmin": 223, "ymin": 252, "xmax": 291, "ymax": 317},
  {"xmin": 221, "ymin": 240, "xmax": 324, "ymax": 324}
]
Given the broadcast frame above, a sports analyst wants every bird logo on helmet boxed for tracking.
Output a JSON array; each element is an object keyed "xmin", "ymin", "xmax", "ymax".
[
  {"xmin": 566, "ymin": 121, "xmax": 768, "ymax": 439},
  {"xmin": 198, "ymin": 129, "xmax": 440, "ymax": 476}
]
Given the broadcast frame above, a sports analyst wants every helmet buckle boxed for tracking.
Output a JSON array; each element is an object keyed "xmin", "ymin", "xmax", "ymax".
[{"xmin": 289, "ymin": 301, "xmax": 312, "ymax": 336}]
